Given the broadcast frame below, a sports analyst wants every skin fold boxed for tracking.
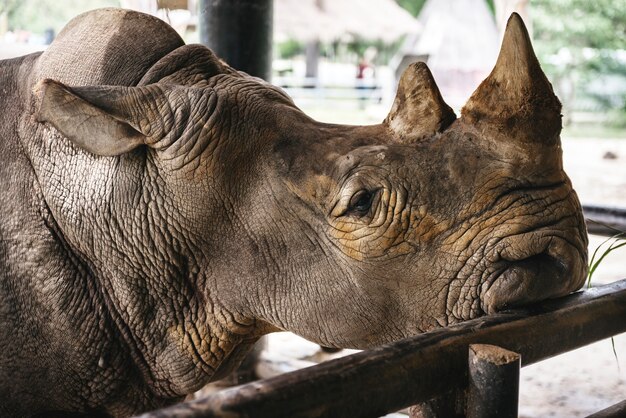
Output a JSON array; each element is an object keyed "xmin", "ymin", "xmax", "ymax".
[{"xmin": 0, "ymin": 8, "xmax": 587, "ymax": 417}]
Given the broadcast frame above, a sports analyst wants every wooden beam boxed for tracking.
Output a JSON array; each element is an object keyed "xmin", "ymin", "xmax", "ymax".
[
  {"xmin": 584, "ymin": 205, "xmax": 626, "ymax": 236},
  {"xmin": 587, "ymin": 400, "xmax": 626, "ymax": 418},
  {"xmin": 138, "ymin": 279, "xmax": 626, "ymax": 418}
]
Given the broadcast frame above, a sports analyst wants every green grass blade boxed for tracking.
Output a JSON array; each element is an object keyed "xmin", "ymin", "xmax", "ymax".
[
  {"xmin": 587, "ymin": 233, "xmax": 626, "ymax": 287},
  {"xmin": 585, "ymin": 233, "xmax": 625, "ymax": 368},
  {"xmin": 611, "ymin": 337, "xmax": 620, "ymax": 370},
  {"xmin": 588, "ymin": 240, "xmax": 626, "ymax": 281}
]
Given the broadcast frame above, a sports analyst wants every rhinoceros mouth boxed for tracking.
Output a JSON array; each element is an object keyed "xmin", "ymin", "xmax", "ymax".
[{"xmin": 479, "ymin": 233, "xmax": 586, "ymax": 315}]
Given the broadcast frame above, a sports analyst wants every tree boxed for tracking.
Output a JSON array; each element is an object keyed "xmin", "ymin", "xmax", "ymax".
[
  {"xmin": 395, "ymin": 0, "xmax": 427, "ymax": 17},
  {"xmin": 531, "ymin": 0, "xmax": 626, "ymax": 125}
]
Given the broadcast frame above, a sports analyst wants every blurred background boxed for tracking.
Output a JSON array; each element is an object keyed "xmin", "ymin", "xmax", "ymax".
[
  {"xmin": 1, "ymin": 1, "xmax": 625, "ymax": 417},
  {"xmin": 1, "ymin": 0, "xmax": 624, "ymax": 132}
]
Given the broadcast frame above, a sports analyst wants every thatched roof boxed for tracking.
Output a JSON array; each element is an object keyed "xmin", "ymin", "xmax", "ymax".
[
  {"xmin": 123, "ymin": 0, "xmax": 419, "ymax": 44},
  {"xmin": 392, "ymin": 0, "xmax": 499, "ymax": 106},
  {"xmin": 399, "ymin": 0, "xmax": 499, "ymax": 72},
  {"xmin": 275, "ymin": 0, "xmax": 420, "ymax": 43}
]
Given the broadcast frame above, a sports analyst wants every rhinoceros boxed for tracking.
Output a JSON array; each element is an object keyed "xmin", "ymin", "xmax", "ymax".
[{"xmin": 0, "ymin": 8, "xmax": 587, "ymax": 417}]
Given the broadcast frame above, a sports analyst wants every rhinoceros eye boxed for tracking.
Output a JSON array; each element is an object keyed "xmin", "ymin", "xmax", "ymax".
[{"xmin": 347, "ymin": 189, "xmax": 375, "ymax": 216}]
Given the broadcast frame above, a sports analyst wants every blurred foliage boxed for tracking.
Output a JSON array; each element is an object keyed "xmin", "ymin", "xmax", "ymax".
[
  {"xmin": 395, "ymin": 0, "xmax": 427, "ymax": 17},
  {"xmin": 532, "ymin": 0, "xmax": 626, "ymax": 125},
  {"xmin": 533, "ymin": 0, "xmax": 625, "ymax": 50},
  {"xmin": 277, "ymin": 39, "xmax": 304, "ymax": 60},
  {"xmin": 1, "ymin": 0, "xmax": 120, "ymax": 34},
  {"xmin": 277, "ymin": 36, "xmax": 403, "ymax": 66},
  {"xmin": 344, "ymin": 37, "xmax": 403, "ymax": 64}
]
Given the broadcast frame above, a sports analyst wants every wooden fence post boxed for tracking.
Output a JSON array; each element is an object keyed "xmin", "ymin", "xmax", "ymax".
[
  {"xmin": 408, "ymin": 389, "xmax": 465, "ymax": 418},
  {"xmin": 467, "ymin": 344, "xmax": 520, "ymax": 418}
]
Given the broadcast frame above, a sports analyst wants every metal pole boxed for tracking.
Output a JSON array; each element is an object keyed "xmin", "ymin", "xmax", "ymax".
[
  {"xmin": 198, "ymin": 0, "xmax": 273, "ymax": 81},
  {"xmin": 467, "ymin": 344, "xmax": 520, "ymax": 418}
]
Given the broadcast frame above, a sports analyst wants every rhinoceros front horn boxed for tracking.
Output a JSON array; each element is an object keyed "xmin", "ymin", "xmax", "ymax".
[
  {"xmin": 462, "ymin": 13, "xmax": 562, "ymax": 145},
  {"xmin": 384, "ymin": 62, "xmax": 456, "ymax": 143}
]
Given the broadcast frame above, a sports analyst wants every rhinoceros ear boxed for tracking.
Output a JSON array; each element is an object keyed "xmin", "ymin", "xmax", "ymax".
[
  {"xmin": 35, "ymin": 79, "xmax": 165, "ymax": 156},
  {"xmin": 461, "ymin": 13, "xmax": 562, "ymax": 144},
  {"xmin": 384, "ymin": 62, "xmax": 456, "ymax": 143}
]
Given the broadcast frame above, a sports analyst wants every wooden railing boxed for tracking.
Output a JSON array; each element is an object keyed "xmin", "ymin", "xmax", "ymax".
[
  {"xmin": 583, "ymin": 205, "xmax": 626, "ymax": 237},
  {"xmin": 274, "ymin": 77, "xmax": 384, "ymax": 104},
  {"xmin": 138, "ymin": 207, "xmax": 626, "ymax": 418}
]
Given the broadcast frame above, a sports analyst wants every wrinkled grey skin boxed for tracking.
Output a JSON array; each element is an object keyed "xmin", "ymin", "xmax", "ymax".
[{"xmin": 0, "ymin": 9, "xmax": 587, "ymax": 417}]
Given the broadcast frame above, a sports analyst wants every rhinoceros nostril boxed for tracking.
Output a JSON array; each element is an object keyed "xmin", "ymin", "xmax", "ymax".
[
  {"xmin": 520, "ymin": 252, "xmax": 566, "ymax": 275},
  {"xmin": 481, "ymin": 248, "xmax": 571, "ymax": 314}
]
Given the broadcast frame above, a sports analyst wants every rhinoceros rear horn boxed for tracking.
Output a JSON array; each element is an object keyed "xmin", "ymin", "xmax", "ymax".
[
  {"xmin": 462, "ymin": 13, "xmax": 562, "ymax": 144},
  {"xmin": 35, "ymin": 79, "xmax": 167, "ymax": 156},
  {"xmin": 384, "ymin": 62, "xmax": 456, "ymax": 143}
]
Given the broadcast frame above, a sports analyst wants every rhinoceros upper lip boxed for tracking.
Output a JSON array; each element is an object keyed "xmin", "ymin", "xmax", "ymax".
[
  {"xmin": 481, "ymin": 254, "xmax": 563, "ymax": 314},
  {"xmin": 479, "ymin": 234, "xmax": 584, "ymax": 315}
]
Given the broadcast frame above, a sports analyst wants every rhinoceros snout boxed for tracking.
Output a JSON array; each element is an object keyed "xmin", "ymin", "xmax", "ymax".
[{"xmin": 481, "ymin": 234, "xmax": 587, "ymax": 314}]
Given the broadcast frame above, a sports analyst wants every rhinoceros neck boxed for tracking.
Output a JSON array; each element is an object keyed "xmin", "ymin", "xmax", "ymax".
[
  {"xmin": 19, "ymin": 106, "xmax": 249, "ymax": 405},
  {"xmin": 13, "ymin": 43, "xmax": 262, "ymax": 404},
  {"xmin": 29, "ymin": 141, "xmax": 254, "ymax": 397},
  {"xmin": 1, "ymin": 57, "xmax": 184, "ymax": 413},
  {"xmin": 3, "ymin": 9, "xmax": 268, "ymax": 413}
]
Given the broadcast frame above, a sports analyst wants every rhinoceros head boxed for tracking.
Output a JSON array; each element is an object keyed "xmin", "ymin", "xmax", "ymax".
[{"xmin": 34, "ymin": 13, "xmax": 586, "ymax": 352}]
